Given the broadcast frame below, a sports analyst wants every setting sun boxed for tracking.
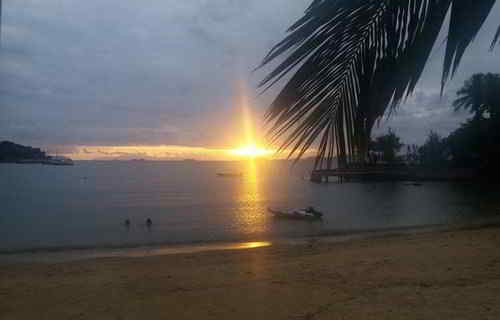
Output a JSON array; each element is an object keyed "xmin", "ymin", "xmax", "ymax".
[
  {"xmin": 227, "ymin": 84, "xmax": 275, "ymax": 159},
  {"xmin": 230, "ymin": 144, "xmax": 274, "ymax": 158}
]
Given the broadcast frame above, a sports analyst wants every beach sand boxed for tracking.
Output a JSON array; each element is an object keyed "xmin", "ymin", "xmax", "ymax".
[{"xmin": 1, "ymin": 226, "xmax": 500, "ymax": 320}]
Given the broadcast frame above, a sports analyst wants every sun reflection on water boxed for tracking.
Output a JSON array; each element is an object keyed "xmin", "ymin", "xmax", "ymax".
[
  {"xmin": 233, "ymin": 241, "xmax": 272, "ymax": 249},
  {"xmin": 247, "ymin": 158, "xmax": 258, "ymax": 185},
  {"xmin": 123, "ymin": 241, "xmax": 272, "ymax": 258},
  {"xmin": 236, "ymin": 159, "xmax": 269, "ymax": 234}
]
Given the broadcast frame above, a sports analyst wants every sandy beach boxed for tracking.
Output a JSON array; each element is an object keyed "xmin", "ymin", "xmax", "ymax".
[{"xmin": 1, "ymin": 226, "xmax": 500, "ymax": 320}]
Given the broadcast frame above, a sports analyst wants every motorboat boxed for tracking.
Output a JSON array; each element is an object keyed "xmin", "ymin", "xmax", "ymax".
[
  {"xmin": 268, "ymin": 206, "xmax": 323, "ymax": 221},
  {"xmin": 42, "ymin": 156, "xmax": 74, "ymax": 166}
]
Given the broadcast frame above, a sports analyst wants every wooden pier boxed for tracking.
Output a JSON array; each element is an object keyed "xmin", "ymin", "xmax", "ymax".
[
  {"xmin": 310, "ymin": 168, "xmax": 393, "ymax": 183},
  {"xmin": 310, "ymin": 167, "xmax": 478, "ymax": 183}
]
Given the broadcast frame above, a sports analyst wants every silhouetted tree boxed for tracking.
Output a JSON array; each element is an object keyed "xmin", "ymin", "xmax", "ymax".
[
  {"xmin": 419, "ymin": 131, "xmax": 449, "ymax": 167},
  {"xmin": 453, "ymin": 73, "xmax": 500, "ymax": 121},
  {"xmin": 447, "ymin": 121, "xmax": 485, "ymax": 168},
  {"xmin": 370, "ymin": 128, "xmax": 403, "ymax": 163},
  {"xmin": 406, "ymin": 144, "xmax": 420, "ymax": 166},
  {"xmin": 447, "ymin": 73, "xmax": 500, "ymax": 172}
]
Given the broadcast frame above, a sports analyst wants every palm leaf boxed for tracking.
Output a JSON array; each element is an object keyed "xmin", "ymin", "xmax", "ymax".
[
  {"xmin": 258, "ymin": 0, "xmax": 499, "ymax": 169},
  {"xmin": 492, "ymin": 25, "xmax": 500, "ymax": 49},
  {"xmin": 0, "ymin": 0, "xmax": 3, "ymax": 43},
  {"xmin": 442, "ymin": 0, "xmax": 496, "ymax": 87}
]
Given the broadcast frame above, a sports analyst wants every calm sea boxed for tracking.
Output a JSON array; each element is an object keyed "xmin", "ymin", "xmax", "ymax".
[{"xmin": 0, "ymin": 160, "xmax": 498, "ymax": 252}]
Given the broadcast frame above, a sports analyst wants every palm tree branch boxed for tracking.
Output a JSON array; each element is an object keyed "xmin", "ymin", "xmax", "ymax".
[
  {"xmin": 492, "ymin": 25, "xmax": 500, "ymax": 49},
  {"xmin": 442, "ymin": 0, "xmax": 497, "ymax": 86},
  {"xmin": 258, "ymin": 0, "xmax": 498, "ymax": 168},
  {"xmin": 262, "ymin": 2, "xmax": 386, "ymax": 164}
]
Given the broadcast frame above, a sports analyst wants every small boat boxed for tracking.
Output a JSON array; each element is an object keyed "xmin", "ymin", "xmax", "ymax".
[
  {"xmin": 404, "ymin": 182, "xmax": 423, "ymax": 186},
  {"xmin": 42, "ymin": 156, "xmax": 74, "ymax": 166},
  {"xmin": 216, "ymin": 172, "xmax": 243, "ymax": 178},
  {"xmin": 268, "ymin": 207, "xmax": 323, "ymax": 221}
]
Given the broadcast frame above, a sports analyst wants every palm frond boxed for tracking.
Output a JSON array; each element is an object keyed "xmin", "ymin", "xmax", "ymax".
[
  {"xmin": 492, "ymin": 25, "xmax": 500, "ymax": 49},
  {"xmin": 441, "ymin": 0, "xmax": 496, "ymax": 86},
  {"xmin": 258, "ymin": 0, "xmax": 498, "ymax": 169},
  {"xmin": 0, "ymin": 0, "xmax": 3, "ymax": 43}
]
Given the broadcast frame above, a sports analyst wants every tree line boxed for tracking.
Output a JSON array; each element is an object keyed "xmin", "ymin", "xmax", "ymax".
[{"xmin": 370, "ymin": 73, "xmax": 500, "ymax": 175}]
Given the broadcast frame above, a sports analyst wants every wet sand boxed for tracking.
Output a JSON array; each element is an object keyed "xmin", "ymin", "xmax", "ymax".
[{"xmin": 1, "ymin": 226, "xmax": 500, "ymax": 320}]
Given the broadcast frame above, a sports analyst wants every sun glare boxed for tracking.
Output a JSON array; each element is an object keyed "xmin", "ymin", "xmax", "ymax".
[
  {"xmin": 227, "ymin": 83, "xmax": 275, "ymax": 158},
  {"xmin": 230, "ymin": 144, "xmax": 274, "ymax": 158}
]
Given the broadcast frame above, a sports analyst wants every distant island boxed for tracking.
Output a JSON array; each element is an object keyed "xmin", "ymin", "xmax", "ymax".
[{"xmin": 0, "ymin": 141, "xmax": 74, "ymax": 165}]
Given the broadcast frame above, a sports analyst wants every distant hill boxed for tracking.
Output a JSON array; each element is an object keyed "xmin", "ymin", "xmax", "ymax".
[{"xmin": 0, "ymin": 141, "xmax": 48, "ymax": 163}]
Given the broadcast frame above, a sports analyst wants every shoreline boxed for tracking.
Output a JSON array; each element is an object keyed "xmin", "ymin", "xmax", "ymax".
[
  {"xmin": 2, "ymin": 219, "xmax": 499, "ymax": 264},
  {"xmin": 1, "ymin": 223, "xmax": 499, "ymax": 319}
]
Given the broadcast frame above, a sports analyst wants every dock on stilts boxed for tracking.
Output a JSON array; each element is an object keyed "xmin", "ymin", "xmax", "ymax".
[{"xmin": 310, "ymin": 167, "xmax": 477, "ymax": 183}]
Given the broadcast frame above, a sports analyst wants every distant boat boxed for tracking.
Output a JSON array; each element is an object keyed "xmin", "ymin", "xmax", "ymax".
[
  {"xmin": 216, "ymin": 172, "xmax": 243, "ymax": 178},
  {"xmin": 43, "ymin": 156, "xmax": 74, "ymax": 166},
  {"xmin": 268, "ymin": 207, "xmax": 323, "ymax": 221},
  {"xmin": 404, "ymin": 182, "xmax": 423, "ymax": 186}
]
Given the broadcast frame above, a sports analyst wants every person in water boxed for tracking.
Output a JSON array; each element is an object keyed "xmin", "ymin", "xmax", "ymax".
[
  {"xmin": 146, "ymin": 218, "xmax": 152, "ymax": 227},
  {"xmin": 124, "ymin": 219, "xmax": 131, "ymax": 227}
]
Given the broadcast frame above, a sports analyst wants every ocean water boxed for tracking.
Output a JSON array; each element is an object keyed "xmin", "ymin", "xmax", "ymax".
[{"xmin": 0, "ymin": 160, "xmax": 498, "ymax": 252}]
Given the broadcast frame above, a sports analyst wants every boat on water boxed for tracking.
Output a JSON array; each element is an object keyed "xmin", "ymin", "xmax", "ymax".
[
  {"xmin": 216, "ymin": 172, "xmax": 243, "ymax": 178},
  {"xmin": 42, "ymin": 156, "xmax": 74, "ymax": 166},
  {"xmin": 268, "ymin": 207, "xmax": 323, "ymax": 221}
]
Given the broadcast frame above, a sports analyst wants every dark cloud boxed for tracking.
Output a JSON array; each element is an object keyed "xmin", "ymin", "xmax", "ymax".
[
  {"xmin": 1, "ymin": 0, "xmax": 499, "ymax": 153},
  {"xmin": 374, "ymin": 90, "xmax": 468, "ymax": 145}
]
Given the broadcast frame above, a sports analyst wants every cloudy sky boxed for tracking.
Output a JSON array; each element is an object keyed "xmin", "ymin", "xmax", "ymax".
[{"xmin": 1, "ymin": 0, "xmax": 499, "ymax": 160}]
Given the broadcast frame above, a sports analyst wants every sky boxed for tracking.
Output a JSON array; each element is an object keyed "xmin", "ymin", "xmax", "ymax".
[{"xmin": 1, "ymin": 0, "xmax": 499, "ymax": 160}]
